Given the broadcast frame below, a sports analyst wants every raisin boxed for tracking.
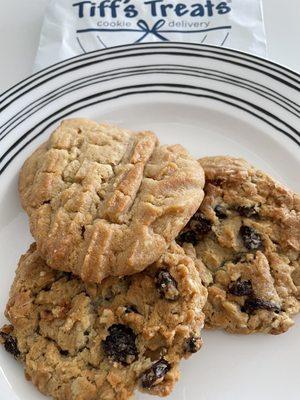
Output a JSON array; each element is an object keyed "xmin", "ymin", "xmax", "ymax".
[
  {"xmin": 155, "ymin": 270, "xmax": 179, "ymax": 301},
  {"xmin": 228, "ymin": 280, "xmax": 253, "ymax": 296},
  {"xmin": 237, "ymin": 206, "xmax": 259, "ymax": 218},
  {"xmin": 102, "ymin": 324, "xmax": 138, "ymax": 365},
  {"xmin": 59, "ymin": 349, "xmax": 69, "ymax": 356},
  {"xmin": 176, "ymin": 213, "xmax": 212, "ymax": 245},
  {"xmin": 242, "ymin": 298, "xmax": 281, "ymax": 314},
  {"xmin": 214, "ymin": 205, "xmax": 227, "ymax": 219},
  {"xmin": 192, "ymin": 213, "xmax": 212, "ymax": 234},
  {"xmin": 125, "ymin": 305, "xmax": 139, "ymax": 314},
  {"xmin": 80, "ymin": 226, "xmax": 86, "ymax": 238},
  {"xmin": 0, "ymin": 332, "xmax": 20, "ymax": 358},
  {"xmin": 176, "ymin": 230, "xmax": 199, "ymax": 246},
  {"xmin": 185, "ymin": 336, "xmax": 202, "ymax": 354},
  {"xmin": 140, "ymin": 359, "xmax": 171, "ymax": 389},
  {"xmin": 239, "ymin": 226, "xmax": 263, "ymax": 251}
]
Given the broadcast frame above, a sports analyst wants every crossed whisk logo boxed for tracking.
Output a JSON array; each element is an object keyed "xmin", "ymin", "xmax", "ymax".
[{"xmin": 73, "ymin": 0, "xmax": 232, "ymax": 50}]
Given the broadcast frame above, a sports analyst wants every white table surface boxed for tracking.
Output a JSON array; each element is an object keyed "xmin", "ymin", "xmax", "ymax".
[{"xmin": 0, "ymin": 0, "xmax": 299, "ymax": 93}]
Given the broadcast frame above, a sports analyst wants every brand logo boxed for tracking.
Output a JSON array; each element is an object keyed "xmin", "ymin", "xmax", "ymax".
[{"xmin": 73, "ymin": 0, "xmax": 232, "ymax": 19}]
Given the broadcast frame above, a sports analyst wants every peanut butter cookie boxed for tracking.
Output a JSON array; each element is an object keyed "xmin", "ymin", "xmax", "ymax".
[{"xmin": 19, "ymin": 119, "xmax": 205, "ymax": 283}]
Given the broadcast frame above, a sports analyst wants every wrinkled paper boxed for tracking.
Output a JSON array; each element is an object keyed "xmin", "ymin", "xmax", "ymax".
[{"xmin": 34, "ymin": 0, "xmax": 266, "ymax": 71}]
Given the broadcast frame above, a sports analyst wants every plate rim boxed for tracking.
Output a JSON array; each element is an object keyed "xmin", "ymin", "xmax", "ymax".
[
  {"xmin": 1, "ymin": 42, "xmax": 299, "ymax": 104},
  {"xmin": 0, "ymin": 42, "xmax": 299, "ymax": 175}
]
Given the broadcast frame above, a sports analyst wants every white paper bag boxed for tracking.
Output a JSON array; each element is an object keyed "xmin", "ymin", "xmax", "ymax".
[{"xmin": 34, "ymin": 0, "xmax": 266, "ymax": 71}]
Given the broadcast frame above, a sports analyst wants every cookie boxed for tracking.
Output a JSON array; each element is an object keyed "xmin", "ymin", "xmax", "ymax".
[
  {"xmin": 1, "ymin": 243, "xmax": 207, "ymax": 400},
  {"xmin": 177, "ymin": 156, "xmax": 300, "ymax": 334},
  {"xmin": 19, "ymin": 119, "xmax": 205, "ymax": 283}
]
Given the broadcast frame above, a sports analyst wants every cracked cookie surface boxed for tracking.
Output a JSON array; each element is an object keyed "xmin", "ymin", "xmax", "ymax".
[
  {"xmin": 19, "ymin": 119, "xmax": 205, "ymax": 283},
  {"xmin": 178, "ymin": 156, "xmax": 300, "ymax": 334},
  {"xmin": 1, "ymin": 243, "xmax": 207, "ymax": 400}
]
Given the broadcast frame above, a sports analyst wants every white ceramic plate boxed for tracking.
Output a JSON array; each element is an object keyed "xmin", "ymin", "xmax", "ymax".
[{"xmin": 0, "ymin": 43, "xmax": 299, "ymax": 400}]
